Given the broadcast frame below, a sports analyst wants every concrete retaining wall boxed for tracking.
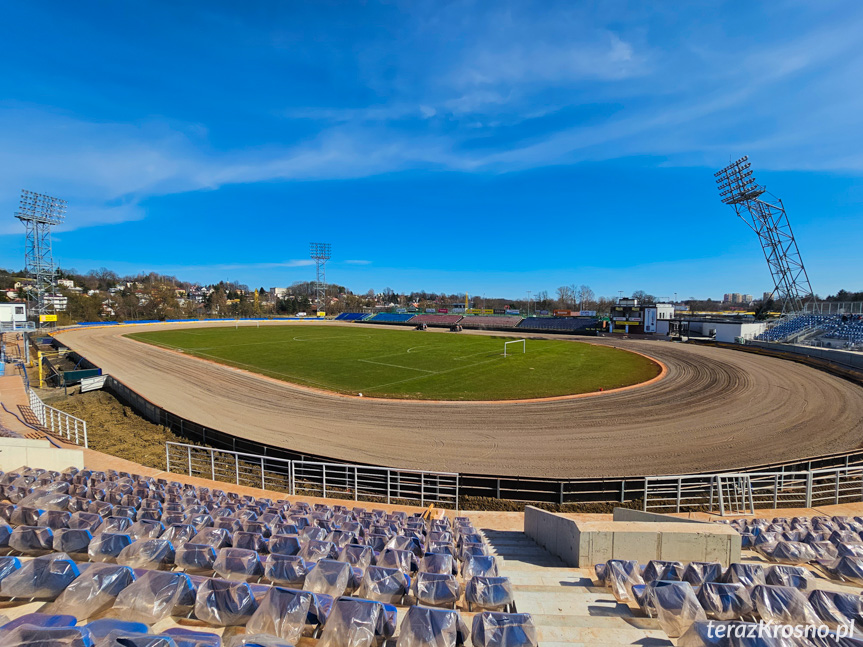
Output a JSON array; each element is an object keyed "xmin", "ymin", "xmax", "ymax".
[
  {"xmin": 612, "ymin": 507, "xmax": 705, "ymax": 524},
  {"xmin": 0, "ymin": 438, "xmax": 84, "ymax": 471},
  {"xmin": 747, "ymin": 340, "xmax": 863, "ymax": 371},
  {"xmin": 525, "ymin": 505, "xmax": 740, "ymax": 568}
]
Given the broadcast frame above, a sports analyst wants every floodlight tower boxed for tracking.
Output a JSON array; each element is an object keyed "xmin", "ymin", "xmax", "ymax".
[
  {"xmin": 15, "ymin": 190, "xmax": 67, "ymax": 322},
  {"xmin": 714, "ymin": 157, "xmax": 814, "ymax": 315},
  {"xmin": 309, "ymin": 242, "xmax": 332, "ymax": 311}
]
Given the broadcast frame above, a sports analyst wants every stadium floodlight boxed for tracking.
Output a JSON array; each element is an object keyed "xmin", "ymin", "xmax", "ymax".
[
  {"xmin": 714, "ymin": 157, "xmax": 814, "ymax": 316},
  {"xmin": 310, "ymin": 242, "xmax": 332, "ymax": 311},
  {"xmin": 15, "ymin": 189, "xmax": 67, "ymax": 323}
]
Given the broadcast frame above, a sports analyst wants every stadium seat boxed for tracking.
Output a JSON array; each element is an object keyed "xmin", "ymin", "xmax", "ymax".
[
  {"xmin": 117, "ymin": 538, "xmax": 176, "ymax": 570},
  {"xmin": 234, "ymin": 530, "xmax": 267, "ymax": 554},
  {"xmin": 111, "ymin": 570, "xmax": 197, "ymax": 624},
  {"xmin": 298, "ymin": 538, "xmax": 338, "ymax": 562},
  {"xmin": 749, "ymin": 584, "xmax": 821, "ymax": 626},
  {"xmin": 161, "ymin": 627, "xmax": 222, "ymax": 647},
  {"xmin": 377, "ymin": 548, "xmax": 419, "ymax": 575},
  {"xmin": 52, "ymin": 562, "xmax": 136, "ymax": 618},
  {"xmin": 161, "ymin": 524, "xmax": 196, "ymax": 547},
  {"xmin": 68, "ymin": 512, "xmax": 103, "ymax": 533},
  {"xmin": 0, "ymin": 611, "xmax": 77, "ymax": 630},
  {"xmin": 465, "ymin": 576, "xmax": 515, "ymax": 612},
  {"xmin": 470, "ymin": 612, "xmax": 538, "ymax": 647},
  {"xmin": 213, "ymin": 547, "xmax": 264, "ymax": 582},
  {"xmin": 194, "ymin": 578, "xmax": 258, "ymax": 626},
  {"xmin": 0, "ymin": 624, "xmax": 94, "ymax": 647},
  {"xmin": 316, "ymin": 596, "xmax": 396, "ymax": 647},
  {"xmin": 84, "ymin": 618, "xmax": 149, "ymax": 640},
  {"xmin": 8, "ymin": 524, "xmax": 54, "ymax": 555},
  {"xmin": 265, "ymin": 553, "xmax": 309, "ymax": 587},
  {"xmin": 339, "ymin": 543, "xmax": 373, "ymax": 570},
  {"xmin": 245, "ymin": 585, "xmax": 313, "ymax": 643},
  {"xmin": 397, "ymin": 605, "xmax": 468, "ymax": 647},
  {"xmin": 53, "ymin": 527, "xmax": 94, "ymax": 557},
  {"xmin": 174, "ymin": 542, "xmax": 218, "ymax": 574},
  {"xmin": 681, "ymin": 561, "xmax": 722, "ymax": 586},
  {"xmin": 0, "ymin": 552, "xmax": 80, "ymax": 600},
  {"xmin": 415, "ymin": 572, "xmax": 460, "ymax": 608},
  {"xmin": 357, "ymin": 565, "xmax": 410, "ymax": 604},
  {"xmin": 88, "ymin": 532, "xmax": 134, "ymax": 563},
  {"xmin": 461, "ymin": 554, "xmax": 499, "ymax": 580}
]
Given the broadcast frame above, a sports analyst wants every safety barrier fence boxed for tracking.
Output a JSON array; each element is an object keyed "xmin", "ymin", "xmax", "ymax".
[
  {"xmin": 165, "ymin": 442, "xmax": 459, "ymax": 509},
  {"xmin": 27, "ymin": 389, "xmax": 88, "ymax": 448},
  {"xmin": 644, "ymin": 465, "xmax": 863, "ymax": 515}
]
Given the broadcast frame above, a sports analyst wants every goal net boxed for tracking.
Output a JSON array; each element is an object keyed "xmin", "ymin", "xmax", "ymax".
[{"xmin": 503, "ymin": 339, "xmax": 526, "ymax": 357}]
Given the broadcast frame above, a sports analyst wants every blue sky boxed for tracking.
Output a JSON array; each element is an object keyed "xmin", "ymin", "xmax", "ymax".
[{"xmin": 1, "ymin": 1, "xmax": 861, "ymax": 300}]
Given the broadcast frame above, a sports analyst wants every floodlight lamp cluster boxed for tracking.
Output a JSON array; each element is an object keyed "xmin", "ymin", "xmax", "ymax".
[
  {"xmin": 17, "ymin": 189, "xmax": 68, "ymax": 225},
  {"xmin": 310, "ymin": 242, "xmax": 332, "ymax": 260},
  {"xmin": 714, "ymin": 155, "xmax": 763, "ymax": 205}
]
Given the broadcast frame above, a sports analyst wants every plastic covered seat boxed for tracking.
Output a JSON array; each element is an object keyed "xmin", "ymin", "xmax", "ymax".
[
  {"xmin": 0, "ymin": 521, "xmax": 11, "ymax": 552},
  {"xmin": 175, "ymin": 543, "xmax": 217, "ymax": 574},
  {"xmin": 9, "ymin": 525, "xmax": 54, "ymax": 555},
  {"xmin": 677, "ymin": 621, "xmax": 785, "ymax": 647},
  {"xmin": 0, "ymin": 624, "xmax": 94, "ymax": 647},
  {"xmin": 83, "ymin": 618, "xmax": 148, "ymax": 640},
  {"xmin": 340, "ymin": 543, "xmax": 373, "ymax": 570},
  {"xmin": 642, "ymin": 560, "xmax": 683, "ymax": 583},
  {"xmin": 721, "ymin": 563, "xmax": 766, "ymax": 586},
  {"xmin": 809, "ymin": 589, "xmax": 863, "ymax": 630},
  {"xmin": 416, "ymin": 572, "xmax": 460, "ymax": 608},
  {"xmin": 379, "ymin": 548, "xmax": 419, "ymax": 576},
  {"xmin": 117, "ymin": 538, "xmax": 176, "ymax": 570},
  {"xmin": 396, "ymin": 605, "xmax": 468, "ymax": 647},
  {"xmin": 128, "ymin": 519, "xmax": 165, "ymax": 541},
  {"xmin": 89, "ymin": 533, "xmax": 133, "ymax": 562},
  {"xmin": 303, "ymin": 559, "xmax": 352, "ymax": 597},
  {"xmin": 194, "ymin": 578, "xmax": 258, "ymax": 626},
  {"xmin": 53, "ymin": 528, "xmax": 93, "ymax": 557},
  {"xmin": 0, "ymin": 555, "xmax": 21, "ymax": 583},
  {"xmin": 763, "ymin": 540, "xmax": 819, "ymax": 564},
  {"xmin": 0, "ymin": 611, "xmax": 76, "ymax": 630},
  {"xmin": 749, "ymin": 584, "xmax": 821, "ymax": 626},
  {"xmin": 605, "ymin": 559, "xmax": 643, "ymax": 603},
  {"xmin": 644, "ymin": 581, "xmax": 706, "ymax": 638},
  {"xmin": 245, "ymin": 585, "xmax": 312, "ymax": 643},
  {"xmin": 214, "ymin": 547, "xmax": 264, "ymax": 582},
  {"xmin": 10, "ymin": 506, "xmax": 45, "ymax": 526},
  {"xmin": 386, "ymin": 535, "xmax": 424, "ymax": 558},
  {"xmin": 696, "ymin": 581, "xmax": 753, "ymax": 621},
  {"xmin": 465, "ymin": 576, "xmax": 515, "ymax": 612},
  {"xmin": 461, "ymin": 554, "xmax": 498, "ymax": 580},
  {"xmin": 765, "ymin": 564, "xmax": 812, "ymax": 589},
  {"xmin": 100, "ymin": 516, "xmax": 134, "ymax": 535},
  {"xmin": 38, "ymin": 509, "xmax": 71, "ymax": 530},
  {"xmin": 317, "ymin": 596, "xmax": 396, "ymax": 647},
  {"xmin": 822, "ymin": 556, "xmax": 863, "ymax": 585},
  {"xmin": 0, "ymin": 552, "xmax": 80, "ymax": 600},
  {"xmin": 161, "ymin": 524, "xmax": 196, "ymax": 547},
  {"xmin": 264, "ymin": 553, "xmax": 308, "ymax": 587},
  {"xmin": 52, "ymin": 563, "xmax": 136, "ymax": 618},
  {"xmin": 234, "ymin": 531, "xmax": 267, "ymax": 554},
  {"xmin": 420, "ymin": 553, "xmax": 456, "ymax": 576},
  {"xmin": 679, "ymin": 561, "xmax": 721, "ymax": 586},
  {"xmin": 358, "ymin": 565, "xmax": 410, "ymax": 604},
  {"xmin": 161, "ymin": 627, "xmax": 221, "ymax": 647},
  {"xmin": 470, "ymin": 612, "xmax": 537, "ymax": 647},
  {"xmin": 269, "ymin": 534, "xmax": 301, "ymax": 556},
  {"xmin": 191, "ymin": 528, "xmax": 232, "ymax": 550},
  {"xmin": 298, "ymin": 539, "xmax": 337, "ymax": 562},
  {"xmin": 111, "ymin": 570, "xmax": 197, "ymax": 625}
]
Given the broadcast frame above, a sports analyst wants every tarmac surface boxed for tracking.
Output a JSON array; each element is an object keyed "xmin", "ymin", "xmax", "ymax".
[{"xmin": 56, "ymin": 320, "xmax": 863, "ymax": 478}]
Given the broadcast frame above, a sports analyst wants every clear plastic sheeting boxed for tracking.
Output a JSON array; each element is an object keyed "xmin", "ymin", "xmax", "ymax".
[
  {"xmin": 750, "ymin": 584, "xmax": 822, "ymax": 626},
  {"xmin": 379, "ymin": 548, "xmax": 419, "ymax": 575},
  {"xmin": 809, "ymin": 589, "xmax": 863, "ymax": 629},
  {"xmin": 117, "ymin": 539, "xmax": 176, "ymax": 570},
  {"xmin": 721, "ymin": 563, "xmax": 766, "ymax": 587},
  {"xmin": 53, "ymin": 528, "xmax": 93, "ymax": 557},
  {"xmin": 303, "ymin": 559, "xmax": 351, "ymax": 597},
  {"xmin": 17, "ymin": 487, "xmax": 71, "ymax": 512},
  {"xmin": 396, "ymin": 605, "xmax": 468, "ymax": 647},
  {"xmin": 646, "ymin": 581, "xmax": 706, "ymax": 638},
  {"xmin": 52, "ymin": 563, "xmax": 136, "ymax": 619},
  {"xmin": 0, "ymin": 625, "xmax": 94, "ymax": 647},
  {"xmin": 227, "ymin": 634, "xmax": 294, "ymax": 647},
  {"xmin": 111, "ymin": 570, "xmax": 196, "ymax": 625},
  {"xmin": 642, "ymin": 560, "xmax": 683, "ymax": 583},
  {"xmin": 357, "ymin": 566, "xmax": 409, "ymax": 604},
  {"xmin": 696, "ymin": 581, "xmax": 753, "ymax": 621},
  {"xmin": 460, "ymin": 555, "xmax": 498, "ymax": 580},
  {"xmin": 194, "ymin": 578, "xmax": 258, "ymax": 626},
  {"xmin": 682, "ymin": 562, "xmax": 723, "ymax": 586},
  {"xmin": 470, "ymin": 611, "xmax": 538, "ymax": 647},
  {"xmin": 340, "ymin": 544, "xmax": 373, "ymax": 570},
  {"xmin": 174, "ymin": 543, "xmax": 217, "ymax": 573},
  {"xmin": 264, "ymin": 554, "xmax": 308, "ymax": 587},
  {"xmin": 822, "ymin": 556, "xmax": 863, "ymax": 585},
  {"xmin": 95, "ymin": 631, "xmax": 177, "ymax": 647},
  {"xmin": 606, "ymin": 560, "xmax": 644, "ymax": 603},
  {"xmin": 0, "ymin": 552, "xmax": 80, "ymax": 600},
  {"xmin": 415, "ymin": 572, "xmax": 460, "ymax": 608},
  {"xmin": 420, "ymin": 554, "xmax": 456, "ymax": 576},
  {"xmin": 465, "ymin": 576, "xmax": 515, "ymax": 612},
  {"xmin": 8, "ymin": 525, "xmax": 54, "ymax": 555},
  {"xmin": 317, "ymin": 596, "xmax": 394, "ymax": 647},
  {"xmin": 763, "ymin": 541, "xmax": 819, "ymax": 565},
  {"xmin": 213, "ymin": 547, "xmax": 264, "ymax": 582},
  {"xmin": 766, "ymin": 565, "xmax": 813, "ymax": 590},
  {"xmin": 298, "ymin": 539, "xmax": 338, "ymax": 563},
  {"xmin": 245, "ymin": 586, "xmax": 312, "ymax": 644}
]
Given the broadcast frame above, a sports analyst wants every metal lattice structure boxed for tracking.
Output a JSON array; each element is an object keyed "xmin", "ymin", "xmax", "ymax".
[
  {"xmin": 715, "ymin": 156, "xmax": 814, "ymax": 315},
  {"xmin": 15, "ymin": 190, "xmax": 67, "ymax": 320},
  {"xmin": 309, "ymin": 242, "xmax": 331, "ymax": 311}
]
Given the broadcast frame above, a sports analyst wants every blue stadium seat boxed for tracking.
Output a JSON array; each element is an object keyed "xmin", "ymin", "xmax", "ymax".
[
  {"xmin": 88, "ymin": 532, "xmax": 133, "ymax": 563},
  {"xmin": 357, "ymin": 565, "xmax": 410, "ymax": 604},
  {"xmin": 265, "ymin": 553, "xmax": 308, "ymax": 587},
  {"xmin": 52, "ymin": 563, "xmax": 136, "ymax": 619},
  {"xmin": 53, "ymin": 527, "xmax": 93, "ymax": 556},
  {"xmin": 111, "ymin": 570, "xmax": 197, "ymax": 624},
  {"xmin": 0, "ymin": 612, "xmax": 77, "ymax": 630},
  {"xmin": 161, "ymin": 627, "xmax": 222, "ymax": 647},
  {"xmin": 233, "ymin": 531, "xmax": 267, "ymax": 554},
  {"xmin": 398, "ymin": 605, "xmax": 469, "ymax": 647},
  {"xmin": 465, "ymin": 576, "xmax": 515, "ymax": 612},
  {"xmin": 470, "ymin": 612, "xmax": 538, "ymax": 647},
  {"xmin": 194, "ymin": 578, "xmax": 258, "ymax": 626},
  {"xmin": 415, "ymin": 572, "xmax": 460, "ymax": 608},
  {"xmin": 0, "ymin": 625, "xmax": 94, "ymax": 647},
  {"xmin": 0, "ymin": 552, "xmax": 80, "ymax": 600},
  {"xmin": 175, "ymin": 543, "xmax": 218, "ymax": 574},
  {"xmin": 245, "ymin": 585, "xmax": 313, "ymax": 644},
  {"xmin": 68, "ymin": 511, "xmax": 103, "ymax": 533},
  {"xmin": 317, "ymin": 596, "xmax": 396, "ymax": 647},
  {"xmin": 117, "ymin": 538, "xmax": 176, "ymax": 570},
  {"xmin": 84, "ymin": 618, "xmax": 149, "ymax": 640},
  {"xmin": 213, "ymin": 547, "xmax": 264, "ymax": 582},
  {"xmin": 0, "ymin": 556, "xmax": 21, "ymax": 582},
  {"xmin": 8, "ymin": 525, "xmax": 54, "ymax": 555}
]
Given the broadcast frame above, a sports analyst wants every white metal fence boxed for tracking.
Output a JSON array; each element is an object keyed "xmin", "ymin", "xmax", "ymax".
[
  {"xmin": 643, "ymin": 465, "xmax": 863, "ymax": 515},
  {"xmin": 165, "ymin": 442, "xmax": 459, "ymax": 509},
  {"xmin": 28, "ymin": 389, "xmax": 88, "ymax": 447}
]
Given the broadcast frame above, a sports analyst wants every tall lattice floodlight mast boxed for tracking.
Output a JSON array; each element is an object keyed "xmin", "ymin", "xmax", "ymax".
[
  {"xmin": 309, "ymin": 242, "xmax": 331, "ymax": 311},
  {"xmin": 714, "ymin": 157, "xmax": 814, "ymax": 315},
  {"xmin": 15, "ymin": 190, "xmax": 67, "ymax": 322}
]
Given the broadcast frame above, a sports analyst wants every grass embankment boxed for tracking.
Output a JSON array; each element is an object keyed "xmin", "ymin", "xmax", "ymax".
[{"xmin": 128, "ymin": 324, "xmax": 660, "ymax": 400}]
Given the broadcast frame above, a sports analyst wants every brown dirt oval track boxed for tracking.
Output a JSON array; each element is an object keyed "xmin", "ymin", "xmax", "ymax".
[{"xmin": 56, "ymin": 321, "xmax": 863, "ymax": 479}]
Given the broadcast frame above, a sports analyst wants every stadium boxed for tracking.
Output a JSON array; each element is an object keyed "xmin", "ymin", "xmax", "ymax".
[{"xmin": 3, "ymin": 4, "xmax": 863, "ymax": 645}]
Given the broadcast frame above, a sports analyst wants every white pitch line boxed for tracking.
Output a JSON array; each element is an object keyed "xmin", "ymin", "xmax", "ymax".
[
  {"xmin": 361, "ymin": 356, "xmax": 503, "ymax": 392},
  {"xmin": 358, "ymin": 359, "xmax": 436, "ymax": 373}
]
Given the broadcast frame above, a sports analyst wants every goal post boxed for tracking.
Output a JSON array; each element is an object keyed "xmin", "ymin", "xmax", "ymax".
[{"xmin": 504, "ymin": 339, "xmax": 526, "ymax": 357}]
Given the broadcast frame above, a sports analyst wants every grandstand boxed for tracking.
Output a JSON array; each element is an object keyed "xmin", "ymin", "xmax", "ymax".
[
  {"xmin": 820, "ymin": 315, "xmax": 863, "ymax": 347},
  {"xmin": 517, "ymin": 317, "xmax": 598, "ymax": 333},
  {"xmin": 409, "ymin": 314, "xmax": 464, "ymax": 326},
  {"xmin": 365, "ymin": 313, "xmax": 416, "ymax": 324},
  {"xmin": 755, "ymin": 314, "xmax": 837, "ymax": 342},
  {"xmin": 334, "ymin": 313, "xmax": 371, "ymax": 322},
  {"xmin": 459, "ymin": 315, "xmax": 523, "ymax": 330}
]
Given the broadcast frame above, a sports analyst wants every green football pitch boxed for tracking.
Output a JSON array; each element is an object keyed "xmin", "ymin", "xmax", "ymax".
[{"xmin": 127, "ymin": 325, "xmax": 661, "ymax": 401}]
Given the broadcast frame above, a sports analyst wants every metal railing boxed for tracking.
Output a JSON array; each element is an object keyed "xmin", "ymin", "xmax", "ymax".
[
  {"xmin": 644, "ymin": 465, "xmax": 863, "ymax": 515},
  {"xmin": 165, "ymin": 442, "xmax": 459, "ymax": 509},
  {"xmin": 28, "ymin": 389, "xmax": 88, "ymax": 447}
]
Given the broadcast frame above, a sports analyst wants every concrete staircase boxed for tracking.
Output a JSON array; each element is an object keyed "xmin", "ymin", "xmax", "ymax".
[{"xmin": 481, "ymin": 528, "xmax": 673, "ymax": 647}]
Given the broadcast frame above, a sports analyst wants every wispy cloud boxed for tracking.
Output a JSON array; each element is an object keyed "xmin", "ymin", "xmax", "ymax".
[{"xmin": 344, "ymin": 259, "xmax": 372, "ymax": 265}]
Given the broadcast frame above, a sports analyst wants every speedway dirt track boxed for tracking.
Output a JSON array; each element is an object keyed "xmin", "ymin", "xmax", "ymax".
[{"xmin": 57, "ymin": 321, "xmax": 863, "ymax": 478}]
